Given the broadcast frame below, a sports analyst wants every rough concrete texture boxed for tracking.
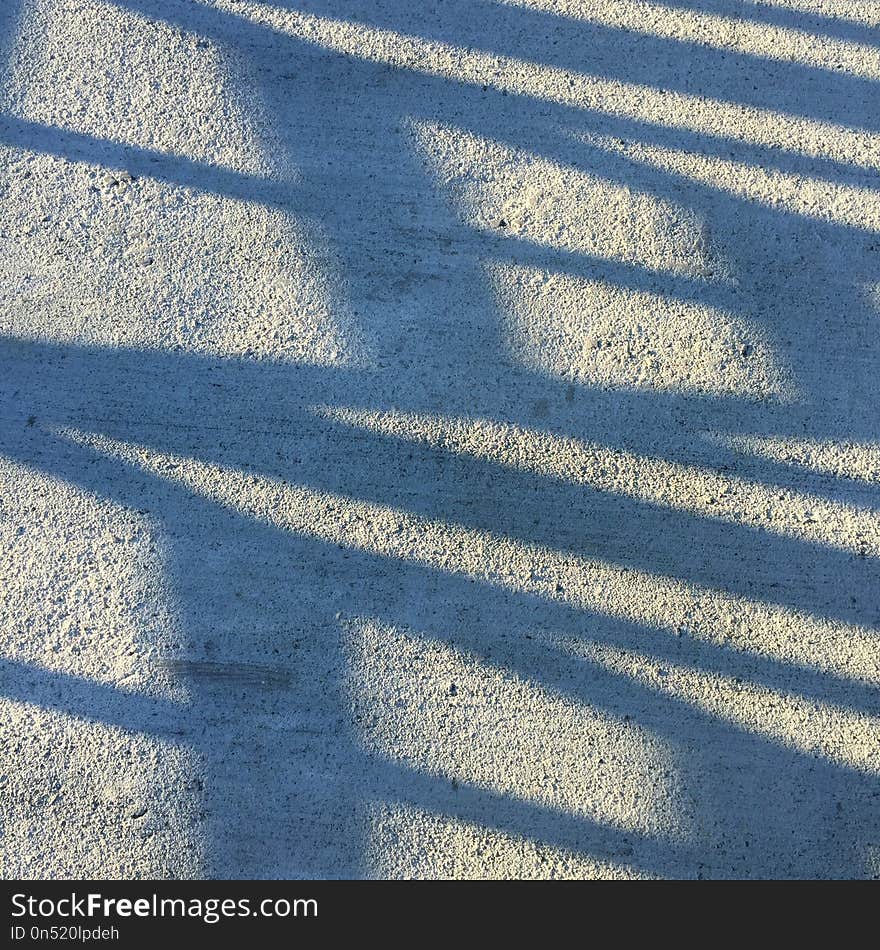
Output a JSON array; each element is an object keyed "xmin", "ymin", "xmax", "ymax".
[{"xmin": 1, "ymin": 0, "xmax": 879, "ymax": 879}]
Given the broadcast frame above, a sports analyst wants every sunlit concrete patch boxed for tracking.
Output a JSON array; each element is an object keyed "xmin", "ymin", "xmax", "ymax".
[
  {"xmin": 488, "ymin": 262, "xmax": 790, "ymax": 398},
  {"xmin": 363, "ymin": 804, "xmax": 653, "ymax": 879},
  {"xmin": 865, "ymin": 844, "xmax": 880, "ymax": 879},
  {"xmin": 2, "ymin": 0, "xmax": 267, "ymax": 174},
  {"xmin": 0, "ymin": 0, "xmax": 367, "ymax": 366},
  {"xmin": 707, "ymin": 431, "xmax": 880, "ymax": 485},
  {"xmin": 0, "ymin": 699, "xmax": 204, "ymax": 878},
  {"xmin": 579, "ymin": 132, "xmax": 880, "ymax": 233},
  {"xmin": 216, "ymin": 0, "xmax": 880, "ymax": 170},
  {"xmin": 346, "ymin": 619, "xmax": 687, "ymax": 839},
  {"xmin": 0, "ymin": 155, "xmax": 365, "ymax": 364},
  {"xmin": 760, "ymin": 0, "xmax": 879, "ymax": 27},
  {"xmin": 408, "ymin": 120, "xmax": 793, "ymax": 398},
  {"xmin": 558, "ymin": 637, "xmax": 880, "ymax": 775},
  {"xmin": 0, "ymin": 453, "xmax": 202, "ymax": 877},
  {"xmin": 410, "ymin": 120, "xmax": 725, "ymax": 279},
  {"xmin": 312, "ymin": 406, "xmax": 880, "ymax": 557},
  {"xmin": 497, "ymin": 0, "xmax": 880, "ymax": 80},
  {"xmin": 58, "ymin": 429, "xmax": 880, "ymax": 692},
  {"xmin": 0, "ymin": 454, "xmax": 186, "ymax": 698}
]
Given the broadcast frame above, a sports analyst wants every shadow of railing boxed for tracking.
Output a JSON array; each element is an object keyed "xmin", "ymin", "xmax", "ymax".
[{"xmin": 1, "ymin": 0, "xmax": 878, "ymax": 878}]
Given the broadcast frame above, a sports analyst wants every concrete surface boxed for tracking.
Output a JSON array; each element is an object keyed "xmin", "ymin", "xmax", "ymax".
[{"xmin": 1, "ymin": 0, "xmax": 879, "ymax": 879}]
